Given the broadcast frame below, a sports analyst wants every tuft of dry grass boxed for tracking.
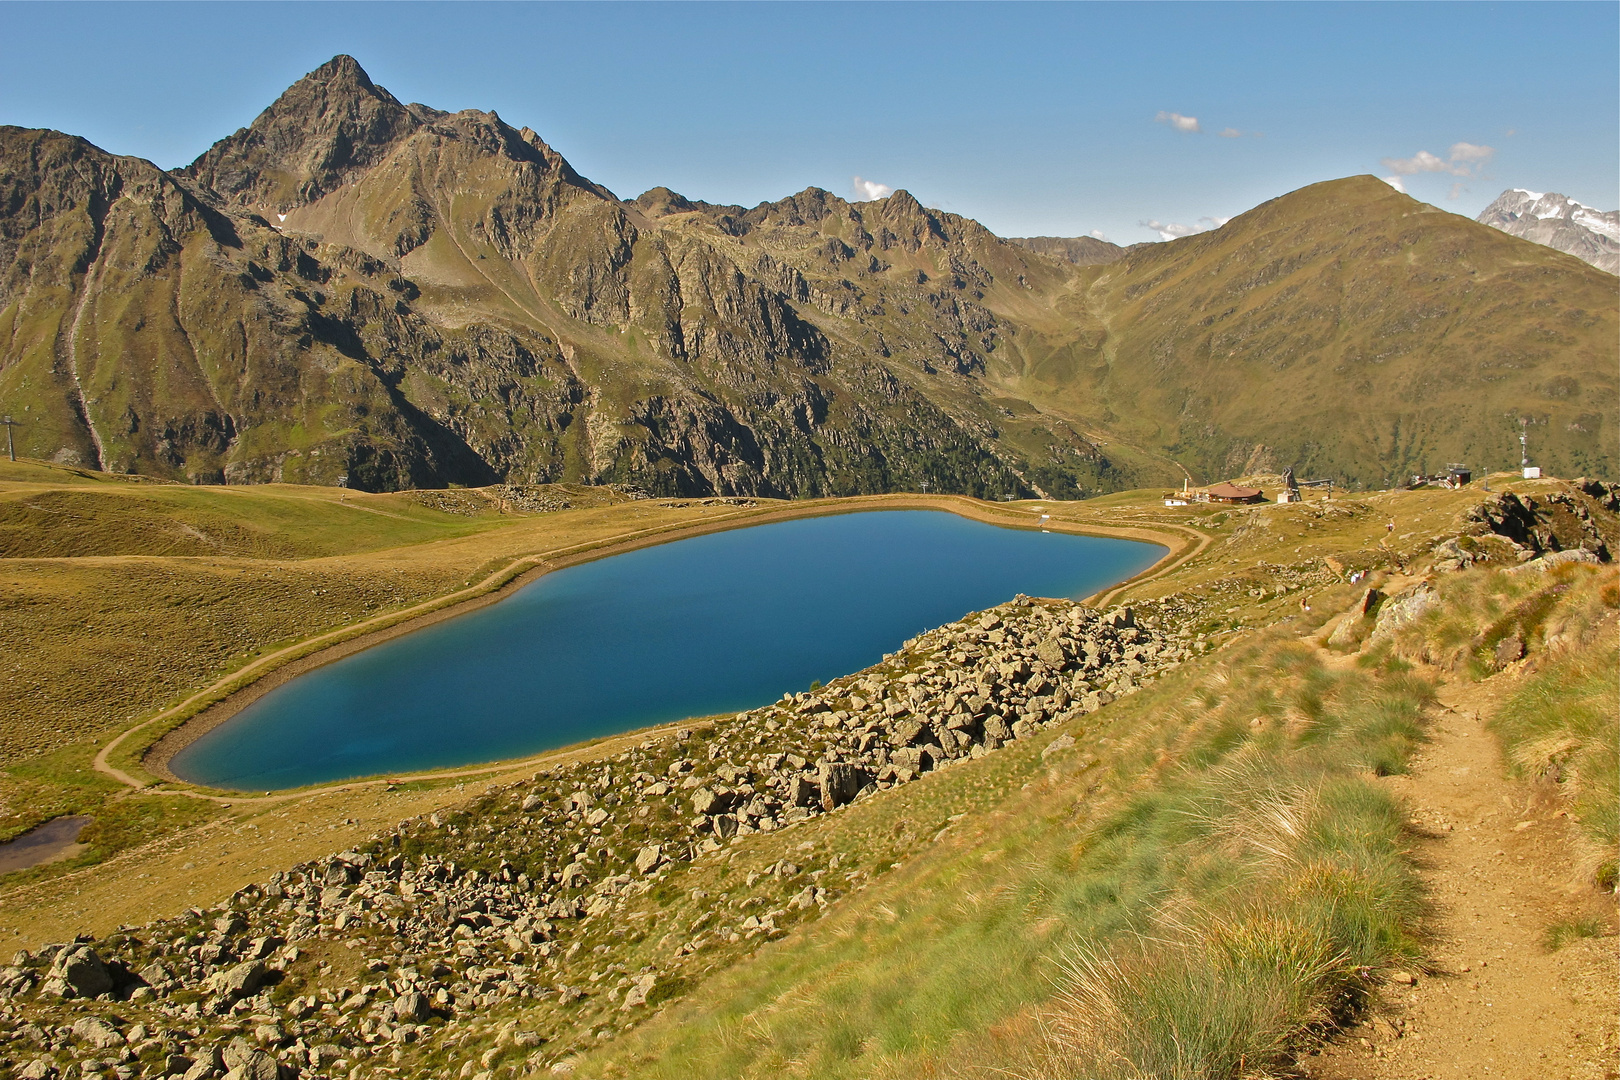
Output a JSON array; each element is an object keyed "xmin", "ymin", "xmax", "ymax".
[{"xmin": 1486, "ymin": 566, "xmax": 1619, "ymax": 877}]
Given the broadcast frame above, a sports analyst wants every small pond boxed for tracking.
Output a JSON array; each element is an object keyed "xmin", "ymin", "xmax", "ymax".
[
  {"xmin": 169, "ymin": 510, "xmax": 1163, "ymax": 790},
  {"xmin": 0, "ymin": 815, "xmax": 91, "ymax": 874}
]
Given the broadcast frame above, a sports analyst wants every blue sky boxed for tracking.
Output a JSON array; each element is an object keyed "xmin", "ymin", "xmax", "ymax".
[{"xmin": 2, "ymin": 2, "xmax": 1615, "ymax": 243}]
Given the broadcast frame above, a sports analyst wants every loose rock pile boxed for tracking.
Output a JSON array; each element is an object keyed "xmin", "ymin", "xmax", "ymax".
[{"xmin": 0, "ymin": 595, "xmax": 1200, "ymax": 1080}]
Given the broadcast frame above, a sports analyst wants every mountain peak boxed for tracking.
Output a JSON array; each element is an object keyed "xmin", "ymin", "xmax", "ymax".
[
  {"xmin": 184, "ymin": 55, "xmax": 418, "ymax": 212},
  {"xmin": 635, "ymin": 186, "xmax": 697, "ymax": 218},
  {"xmin": 309, "ymin": 54, "xmax": 373, "ymax": 86},
  {"xmin": 1478, "ymin": 188, "xmax": 1619, "ymax": 274}
]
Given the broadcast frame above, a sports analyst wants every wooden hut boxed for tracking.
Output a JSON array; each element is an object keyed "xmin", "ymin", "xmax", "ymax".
[{"xmin": 1204, "ymin": 482, "xmax": 1264, "ymax": 504}]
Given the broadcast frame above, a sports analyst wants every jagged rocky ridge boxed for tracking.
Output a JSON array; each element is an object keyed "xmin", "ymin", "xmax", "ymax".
[
  {"xmin": 0, "ymin": 57, "xmax": 1094, "ymax": 499},
  {"xmin": 1476, "ymin": 189, "xmax": 1620, "ymax": 275},
  {"xmin": 0, "ymin": 595, "xmax": 1205, "ymax": 1079}
]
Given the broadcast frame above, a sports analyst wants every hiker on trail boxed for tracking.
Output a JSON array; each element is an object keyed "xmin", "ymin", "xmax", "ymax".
[
  {"xmin": 1300, "ymin": 595, "xmax": 1311, "ymax": 613},
  {"xmin": 1387, "ymin": 519, "xmax": 1395, "ymax": 534}
]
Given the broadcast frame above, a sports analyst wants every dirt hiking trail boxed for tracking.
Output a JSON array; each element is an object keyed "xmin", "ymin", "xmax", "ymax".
[{"xmin": 1302, "ymin": 671, "xmax": 1619, "ymax": 1080}]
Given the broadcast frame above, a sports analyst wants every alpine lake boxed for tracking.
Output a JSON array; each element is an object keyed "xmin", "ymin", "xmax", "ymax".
[{"xmin": 170, "ymin": 510, "xmax": 1164, "ymax": 790}]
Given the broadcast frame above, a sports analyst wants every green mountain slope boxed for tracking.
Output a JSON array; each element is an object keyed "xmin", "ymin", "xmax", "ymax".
[
  {"xmin": 1014, "ymin": 177, "xmax": 1619, "ymax": 484},
  {"xmin": 0, "ymin": 57, "xmax": 1613, "ymax": 494}
]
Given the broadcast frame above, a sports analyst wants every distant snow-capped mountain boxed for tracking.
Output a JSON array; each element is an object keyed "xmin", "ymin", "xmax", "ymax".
[{"xmin": 1477, "ymin": 189, "xmax": 1619, "ymax": 274}]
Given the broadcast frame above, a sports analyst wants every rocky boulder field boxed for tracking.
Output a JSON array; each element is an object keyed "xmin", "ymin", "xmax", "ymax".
[{"xmin": 0, "ymin": 594, "xmax": 1201, "ymax": 1080}]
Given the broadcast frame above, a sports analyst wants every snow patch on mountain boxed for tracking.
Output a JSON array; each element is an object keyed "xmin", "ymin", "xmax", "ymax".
[{"xmin": 1477, "ymin": 189, "xmax": 1619, "ymax": 274}]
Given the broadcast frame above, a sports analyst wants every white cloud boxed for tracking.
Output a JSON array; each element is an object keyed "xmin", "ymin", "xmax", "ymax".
[
  {"xmin": 1380, "ymin": 142, "xmax": 1496, "ymax": 177},
  {"xmin": 1139, "ymin": 215, "xmax": 1229, "ymax": 242},
  {"xmin": 1141, "ymin": 220, "xmax": 1194, "ymax": 240},
  {"xmin": 1155, "ymin": 111, "xmax": 1201, "ymax": 134},
  {"xmin": 1381, "ymin": 149, "xmax": 1453, "ymax": 175},
  {"xmin": 1448, "ymin": 141, "xmax": 1494, "ymax": 164},
  {"xmin": 1089, "ymin": 229, "xmax": 1111, "ymax": 242},
  {"xmin": 1218, "ymin": 127, "xmax": 1242, "ymax": 139},
  {"xmin": 1449, "ymin": 182, "xmax": 1466, "ymax": 200},
  {"xmin": 852, "ymin": 175, "xmax": 892, "ymax": 201},
  {"xmin": 1141, "ymin": 220, "xmax": 1196, "ymax": 240},
  {"xmin": 1382, "ymin": 176, "xmax": 1407, "ymax": 193}
]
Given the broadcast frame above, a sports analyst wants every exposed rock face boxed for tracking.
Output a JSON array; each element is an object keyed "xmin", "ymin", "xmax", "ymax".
[
  {"xmin": 1477, "ymin": 189, "xmax": 1620, "ymax": 275},
  {"xmin": 0, "ymin": 58, "xmax": 1074, "ymax": 497},
  {"xmin": 184, "ymin": 55, "xmax": 430, "ymax": 213}
]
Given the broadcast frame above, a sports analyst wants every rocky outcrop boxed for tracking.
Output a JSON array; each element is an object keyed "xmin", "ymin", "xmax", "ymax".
[
  {"xmin": 1367, "ymin": 582, "xmax": 1440, "ymax": 644},
  {"xmin": 1442, "ymin": 490, "xmax": 1614, "ymax": 573}
]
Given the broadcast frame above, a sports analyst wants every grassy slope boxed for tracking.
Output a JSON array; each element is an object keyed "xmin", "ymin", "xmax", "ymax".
[
  {"xmin": 3, "ymin": 471, "xmax": 1614, "ymax": 1080},
  {"xmin": 567, "ymin": 565, "xmax": 1619, "ymax": 1080},
  {"xmin": 565, "ymin": 621, "xmax": 1430, "ymax": 1079},
  {"xmin": 1009, "ymin": 177, "xmax": 1620, "ymax": 485},
  {"xmin": 1379, "ymin": 560, "xmax": 1619, "ymax": 875},
  {"xmin": 0, "ymin": 462, "xmax": 513, "ymax": 558}
]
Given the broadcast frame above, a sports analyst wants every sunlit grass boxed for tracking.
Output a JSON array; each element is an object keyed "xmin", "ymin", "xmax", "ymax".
[{"xmin": 576, "ymin": 626, "xmax": 1434, "ymax": 1079}]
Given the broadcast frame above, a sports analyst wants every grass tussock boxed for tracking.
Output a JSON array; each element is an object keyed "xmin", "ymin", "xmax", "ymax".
[
  {"xmin": 1382, "ymin": 561, "xmax": 1616, "ymax": 679},
  {"xmin": 1484, "ymin": 567, "xmax": 1619, "ymax": 879},
  {"xmin": 581, "ymin": 629, "xmax": 1435, "ymax": 1080},
  {"xmin": 1543, "ymin": 917, "xmax": 1607, "ymax": 952},
  {"xmin": 1005, "ymin": 651, "xmax": 1428, "ymax": 1080}
]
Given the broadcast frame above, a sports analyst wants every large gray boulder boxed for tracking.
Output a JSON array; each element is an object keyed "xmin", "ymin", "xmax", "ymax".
[
  {"xmin": 817, "ymin": 763, "xmax": 871, "ymax": 809},
  {"xmin": 1035, "ymin": 637, "xmax": 1068, "ymax": 669},
  {"xmin": 887, "ymin": 719, "xmax": 936, "ymax": 748},
  {"xmin": 210, "ymin": 959, "xmax": 267, "ymax": 998},
  {"xmin": 890, "ymin": 747, "xmax": 935, "ymax": 775},
  {"xmin": 71, "ymin": 1016, "xmax": 124, "ymax": 1049},
  {"xmin": 690, "ymin": 787, "xmax": 736, "ymax": 816},
  {"xmin": 1366, "ymin": 583, "xmax": 1440, "ymax": 644},
  {"xmin": 633, "ymin": 844, "xmax": 664, "ymax": 875},
  {"xmin": 222, "ymin": 1035, "xmax": 281, "ymax": 1080},
  {"xmin": 183, "ymin": 1048, "xmax": 225, "ymax": 1080},
  {"xmin": 393, "ymin": 990, "xmax": 430, "ymax": 1023},
  {"xmin": 787, "ymin": 775, "xmax": 820, "ymax": 807},
  {"xmin": 47, "ymin": 945, "xmax": 113, "ymax": 999}
]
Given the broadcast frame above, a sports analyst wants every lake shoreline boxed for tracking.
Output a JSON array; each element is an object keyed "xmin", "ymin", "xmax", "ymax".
[{"xmin": 140, "ymin": 494, "xmax": 1190, "ymax": 790}]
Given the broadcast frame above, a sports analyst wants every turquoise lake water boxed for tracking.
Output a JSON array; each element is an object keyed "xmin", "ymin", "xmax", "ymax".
[{"xmin": 169, "ymin": 510, "xmax": 1163, "ymax": 790}]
